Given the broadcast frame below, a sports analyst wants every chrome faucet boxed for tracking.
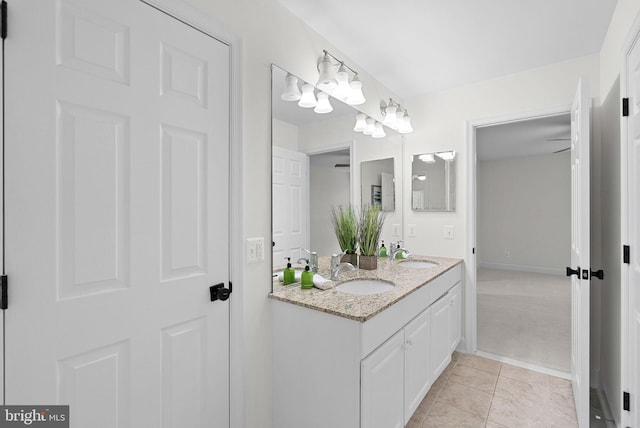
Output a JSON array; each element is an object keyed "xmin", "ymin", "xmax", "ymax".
[
  {"xmin": 391, "ymin": 241, "xmax": 410, "ymax": 260},
  {"xmin": 302, "ymin": 248, "xmax": 319, "ymax": 273},
  {"xmin": 330, "ymin": 253, "xmax": 356, "ymax": 281}
]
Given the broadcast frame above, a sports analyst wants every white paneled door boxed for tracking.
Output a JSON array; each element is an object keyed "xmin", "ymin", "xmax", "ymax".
[
  {"xmin": 623, "ymin": 17, "xmax": 640, "ymax": 428},
  {"xmin": 569, "ymin": 77, "xmax": 590, "ymax": 428},
  {"xmin": 272, "ymin": 147, "xmax": 309, "ymax": 269},
  {"xmin": 4, "ymin": 1, "xmax": 231, "ymax": 427}
]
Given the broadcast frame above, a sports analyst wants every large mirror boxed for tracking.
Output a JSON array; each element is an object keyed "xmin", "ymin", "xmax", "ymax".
[
  {"xmin": 271, "ymin": 64, "xmax": 403, "ymax": 273},
  {"xmin": 411, "ymin": 151, "xmax": 456, "ymax": 211}
]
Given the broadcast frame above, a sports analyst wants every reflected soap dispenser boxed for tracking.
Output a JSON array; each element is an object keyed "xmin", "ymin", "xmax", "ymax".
[
  {"xmin": 379, "ymin": 240, "xmax": 387, "ymax": 258},
  {"xmin": 283, "ymin": 257, "xmax": 296, "ymax": 285},
  {"xmin": 301, "ymin": 264, "xmax": 314, "ymax": 289}
]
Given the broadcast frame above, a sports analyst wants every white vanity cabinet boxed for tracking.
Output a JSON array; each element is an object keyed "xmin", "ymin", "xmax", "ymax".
[{"xmin": 272, "ymin": 262, "xmax": 462, "ymax": 428}]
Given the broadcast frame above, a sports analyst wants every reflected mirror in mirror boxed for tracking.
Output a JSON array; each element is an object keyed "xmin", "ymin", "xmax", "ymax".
[
  {"xmin": 411, "ymin": 151, "xmax": 456, "ymax": 211},
  {"xmin": 361, "ymin": 158, "xmax": 394, "ymax": 211}
]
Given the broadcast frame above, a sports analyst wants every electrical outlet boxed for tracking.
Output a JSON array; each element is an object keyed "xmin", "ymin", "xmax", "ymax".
[
  {"xmin": 408, "ymin": 224, "xmax": 417, "ymax": 238},
  {"xmin": 505, "ymin": 251, "xmax": 510, "ymax": 258},
  {"xmin": 443, "ymin": 225, "xmax": 454, "ymax": 240}
]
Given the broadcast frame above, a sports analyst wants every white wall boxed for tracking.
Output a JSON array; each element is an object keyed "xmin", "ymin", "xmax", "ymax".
[
  {"xmin": 272, "ymin": 118, "xmax": 298, "ymax": 150},
  {"xmin": 478, "ymin": 152, "xmax": 570, "ymax": 272}
]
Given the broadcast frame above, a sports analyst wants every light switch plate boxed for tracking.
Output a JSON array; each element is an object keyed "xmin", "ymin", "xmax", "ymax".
[
  {"xmin": 408, "ymin": 224, "xmax": 417, "ymax": 238},
  {"xmin": 392, "ymin": 224, "xmax": 401, "ymax": 237},
  {"xmin": 247, "ymin": 237, "xmax": 265, "ymax": 263},
  {"xmin": 443, "ymin": 225, "xmax": 454, "ymax": 240}
]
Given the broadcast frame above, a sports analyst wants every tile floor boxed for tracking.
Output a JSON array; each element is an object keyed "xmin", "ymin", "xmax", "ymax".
[
  {"xmin": 477, "ymin": 268, "xmax": 571, "ymax": 372},
  {"xmin": 406, "ymin": 352, "xmax": 577, "ymax": 428}
]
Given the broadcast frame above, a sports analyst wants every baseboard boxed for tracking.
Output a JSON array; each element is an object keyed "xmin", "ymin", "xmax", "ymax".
[
  {"xmin": 475, "ymin": 350, "xmax": 572, "ymax": 380},
  {"xmin": 478, "ymin": 262, "xmax": 565, "ymax": 276}
]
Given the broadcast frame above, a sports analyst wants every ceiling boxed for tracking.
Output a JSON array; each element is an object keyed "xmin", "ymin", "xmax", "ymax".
[
  {"xmin": 476, "ymin": 113, "xmax": 571, "ymax": 161},
  {"xmin": 277, "ymin": 0, "xmax": 618, "ymax": 99}
]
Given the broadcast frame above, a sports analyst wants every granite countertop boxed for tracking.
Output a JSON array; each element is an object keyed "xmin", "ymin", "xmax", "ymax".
[{"xmin": 269, "ymin": 255, "xmax": 463, "ymax": 322}]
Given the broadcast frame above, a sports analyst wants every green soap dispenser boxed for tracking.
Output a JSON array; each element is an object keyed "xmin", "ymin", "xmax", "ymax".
[
  {"xmin": 301, "ymin": 265, "xmax": 314, "ymax": 289},
  {"xmin": 395, "ymin": 242, "xmax": 403, "ymax": 259},
  {"xmin": 283, "ymin": 257, "xmax": 296, "ymax": 285},
  {"xmin": 379, "ymin": 240, "xmax": 387, "ymax": 258}
]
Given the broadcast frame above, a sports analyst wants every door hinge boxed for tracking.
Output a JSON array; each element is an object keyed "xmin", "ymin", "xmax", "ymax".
[
  {"xmin": 623, "ymin": 391, "xmax": 630, "ymax": 411},
  {"xmin": 624, "ymin": 245, "xmax": 630, "ymax": 264},
  {"xmin": 1, "ymin": 275, "xmax": 7, "ymax": 310},
  {"xmin": 0, "ymin": 1, "xmax": 6, "ymax": 40},
  {"xmin": 472, "ymin": 248, "xmax": 475, "ymax": 255},
  {"xmin": 623, "ymin": 98, "xmax": 629, "ymax": 117}
]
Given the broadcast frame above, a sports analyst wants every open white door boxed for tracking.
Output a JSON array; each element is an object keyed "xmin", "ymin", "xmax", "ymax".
[
  {"xmin": 622, "ymin": 16, "xmax": 640, "ymax": 428},
  {"xmin": 568, "ymin": 77, "xmax": 590, "ymax": 427},
  {"xmin": 4, "ymin": 0, "xmax": 232, "ymax": 426}
]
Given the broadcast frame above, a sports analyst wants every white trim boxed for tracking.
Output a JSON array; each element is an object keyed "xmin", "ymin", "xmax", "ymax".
[
  {"xmin": 475, "ymin": 350, "xmax": 571, "ymax": 379},
  {"xmin": 465, "ymin": 105, "xmax": 572, "ymax": 357},
  {"xmin": 141, "ymin": 2, "xmax": 244, "ymax": 427},
  {"xmin": 620, "ymin": 11, "xmax": 640, "ymax": 428},
  {"xmin": 478, "ymin": 262, "xmax": 566, "ymax": 276}
]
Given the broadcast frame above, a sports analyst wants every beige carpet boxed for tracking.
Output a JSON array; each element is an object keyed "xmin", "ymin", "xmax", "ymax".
[{"xmin": 477, "ymin": 267, "xmax": 571, "ymax": 373}]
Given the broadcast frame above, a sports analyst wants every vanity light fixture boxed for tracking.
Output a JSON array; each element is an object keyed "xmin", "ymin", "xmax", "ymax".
[
  {"xmin": 412, "ymin": 174, "xmax": 426, "ymax": 181},
  {"xmin": 435, "ymin": 151, "xmax": 456, "ymax": 161},
  {"xmin": 314, "ymin": 91, "xmax": 333, "ymax": 114},
  {"xmin": 281, "ymin": 73, "xmax": 302, "ymax": 101},
  {"xmin": 353, "ymin": 113, "xmax": 367, "ymax": 132},
  {"xmin": 381, "ymin": 99, "xmax": 414, "ymax": 133},
  {"xmin": 316, "ymin": 50, "xmax": 366, "ymax": 106},
  {"xmin": 298, "ymin": 83, "xmax": 317, "ymax": 108}
]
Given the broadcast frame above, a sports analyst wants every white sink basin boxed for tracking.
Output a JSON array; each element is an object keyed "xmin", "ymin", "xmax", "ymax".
[
  {"xmin": 335, "ymin": 279, "xmax": 394, "ymax": 295},
  {"xmin": 399, "ymin": 260, "xmax": 439, "ymax": 269}
]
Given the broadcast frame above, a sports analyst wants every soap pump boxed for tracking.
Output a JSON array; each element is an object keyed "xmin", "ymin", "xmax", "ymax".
[
  {"xmin": 301, "ymin": 263, "xmax": 314, "ymax": 289},
  {"xmin": 283, "ymin": 257, "xmax": 296, "ymax": 285},
  {"xmin": 378, "ymin": 240, "xmax": 387, "ymax": 258}
]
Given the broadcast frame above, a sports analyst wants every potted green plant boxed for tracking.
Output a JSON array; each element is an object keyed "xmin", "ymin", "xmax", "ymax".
[
  {"xmin": 358, "ymin": 204, "xmax": 386, "ymax": 270},
  {"xmin": 330, "ymin": 204, "xmax": 358, "ymax": 265}
]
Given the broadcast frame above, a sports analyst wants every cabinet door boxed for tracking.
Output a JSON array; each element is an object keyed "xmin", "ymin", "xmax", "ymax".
[
  {"xmin": 449, "ymin": 283, "xmax": 462, "ymax": 353},
  {"xmin": 361, "ymin": 330, "xmax": 404, "ymax": 428},
  {"xmin": 431, "ymin": 294, "xmax": 451, "ymax": 380},
  {"xmin": 404, "ymin": 307, "xmax": 432, "ymax": 424}
]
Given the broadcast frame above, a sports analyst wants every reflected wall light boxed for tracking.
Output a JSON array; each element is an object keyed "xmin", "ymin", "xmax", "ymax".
[
  {"xmin": 298, "ymin": 83, "xmax": 317, "ymax": 108},
  {"xmin": 372, "ymin": 122, "xmax": 386, "ymax": 139},
  {"xmin": 281, "ymin": 73, "xmax": 301, "ymax": 101},
  {"xmin": 435, "ymin": 151, "xmax": 456, "ymax": 161},
  {"xmin": 314, "ymin": 92, "xmax": 333, "ymax": 114},
  {"xmin": 419, "ymin": 153, "xmax": 436, "ymax": 163},
  {"xmin": 353, "ymin": 113, "xmax": 367, "ymax": 132}
]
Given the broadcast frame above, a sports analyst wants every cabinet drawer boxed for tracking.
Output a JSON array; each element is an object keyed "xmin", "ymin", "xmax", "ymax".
[{"xmin": 429, "ymin": 263, "xmax": 462, "ymax": 302}]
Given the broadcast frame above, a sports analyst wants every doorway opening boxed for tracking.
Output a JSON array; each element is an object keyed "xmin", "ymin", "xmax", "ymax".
[{"xmin": 466, "ymin": 107, "xmax": 573, "ymax": 376}]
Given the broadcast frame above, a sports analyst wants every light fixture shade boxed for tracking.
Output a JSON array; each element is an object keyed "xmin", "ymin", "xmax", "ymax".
[
  {"xmin": 298, "ymin": 83, "xmax": 317, "ymax": 108},
  {"xmin": 399, "ymin": 114, "xmax": 414, "ymax": 134},
  {"xmin": 372, "ymin": 122, "xmax": 386, "ymax": 138},
  {"xmin": 332, "ymin": 64, "xmax": 350, "ymax": 100},
  {"xmin": 383, "ymin": 101, "xmax": 398, "ymax": 126},
  {"xmin": 395, "ymin": 109, "xmax": 406, "ymax": 129},
  {"xmin": 346, "ymin": 74, "xmax": 366, "ymax": 105},
  {"xmin": 314, "ymin": 91, "xmax": 333, "ymax": 114},
  {"xmin": 353, "ymin": 113, "xmax": 367, "ymax": 132},
  {"xmin": 363, "ymin": 117, "xmax": 376, "ymax": 135},
  {"xmin": 281, "ymin": 73, "xmax": 301, "ymax": 101},
  {"xmin": 436, "ymin": 151, "xmax": 456, "ymax": 161},
  {"xmin": 419, "ymin": 153, "xmax": 436, "ymax": 163},
  {"xmin": 316, "ymin": 52, "xmax": 337, "ymax": 92},
  {"xmin": 412, "ymin": 174, "xmax": 426, "ymax": 181}
]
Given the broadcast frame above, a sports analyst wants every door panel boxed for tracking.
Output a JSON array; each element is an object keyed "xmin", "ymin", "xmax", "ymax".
[
  {"xmin": 4, "ymin": 1, "xmax": 231, "ymax": 427},
  {"xmin": 569, "ymin": 77, "xmax": 590, "ymax": 428},
  {"xmin": 625, "ymin": 28, "xmax": 640, "ymax": 428}
]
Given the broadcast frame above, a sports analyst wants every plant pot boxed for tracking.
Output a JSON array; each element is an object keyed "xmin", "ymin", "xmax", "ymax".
[
  {"xmin": 359, "ymin": 255, "xmax": 377, "ymax": 270},
  {"xmin": 341, "ymin": 253, "xmax": 358, "ymax": 266}
]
